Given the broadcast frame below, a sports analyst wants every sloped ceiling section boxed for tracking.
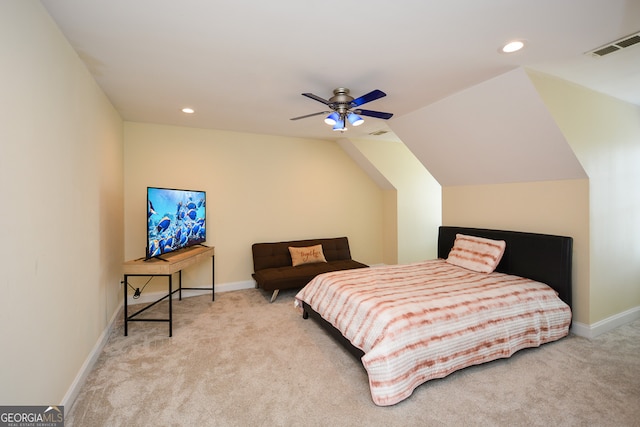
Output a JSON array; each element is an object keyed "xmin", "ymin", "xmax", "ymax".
[
  {"xmin": 390, "ymin": 68, "xmax": 587, "ymax": 186},
  {"xmin": 336, "ymin": 138, "xmax": 395, "ymax": 190}
]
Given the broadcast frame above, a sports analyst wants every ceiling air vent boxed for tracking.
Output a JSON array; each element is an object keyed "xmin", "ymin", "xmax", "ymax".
[
  {"xmin": 369, "ymin": 130, "xmax": 388, "ymax": 136},
  {"xmin": 588, "ymin": 31, "xmax": 640, "ymax": 57}
]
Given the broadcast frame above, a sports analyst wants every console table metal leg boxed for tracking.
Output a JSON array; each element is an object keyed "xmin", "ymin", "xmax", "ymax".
[
  {"xmin": 124, "ymin": 274, "xmax": 128, "ymax": 336},
  {"xmin": 169, "ymin": 274, "xmax": 173, "ymax": 337},
  {"xmin": 211, "ymin": 255, "xmax": 216, "ymax": 301}
]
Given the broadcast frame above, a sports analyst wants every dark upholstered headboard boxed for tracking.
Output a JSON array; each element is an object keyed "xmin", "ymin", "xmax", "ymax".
[{"xmin": 438, "ymin": 226, "xmax": 573, "ymax": 309}]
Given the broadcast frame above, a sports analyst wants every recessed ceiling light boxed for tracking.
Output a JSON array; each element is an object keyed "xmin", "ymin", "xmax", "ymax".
[
  {"xmin": 181, "ymin": 107, "xmax": 195, "ymax": 114},
  {"xmin": 501, "ymin": 40, "xmax": 525, "ymax": 53}
]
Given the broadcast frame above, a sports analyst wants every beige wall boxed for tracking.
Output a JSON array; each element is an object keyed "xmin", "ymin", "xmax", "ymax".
[
  {"xmin": 442, "ymin": 179, "xmax": 590, "ymax": 323},
  {"xmin": 381, "ymin": 190, "xmax": 399, "ymax": 265},
  {"xmin": 351, "ymin": 138, "xmax": 442, "ymax": 263},
  {"xmin": 0, "ymin": 2, "xmax": 124, "ymax": 404},
  {"xmin": 529, "ymin": 71, "xmax": 640, "ymax": 324},
  {"xmin": 124, "ymin": 123, "xmax": 385, "ymax": 294}
]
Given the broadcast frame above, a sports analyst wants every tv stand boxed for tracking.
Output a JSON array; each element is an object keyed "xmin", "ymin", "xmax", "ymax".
[{"xmin": 123, "ymin": 245, "xmax": 215, "ymax": 337}]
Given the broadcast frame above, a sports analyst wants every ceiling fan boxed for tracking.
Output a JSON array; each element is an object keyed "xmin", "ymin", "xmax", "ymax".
[{"xmin": 290, "ymin": 88, "xmax": 393, "ymax": 131}]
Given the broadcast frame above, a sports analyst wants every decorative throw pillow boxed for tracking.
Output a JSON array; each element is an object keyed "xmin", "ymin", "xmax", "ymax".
[
  {"xmin": 446, "ymin": 233, "xmax": 506, "ymax": 273},
  {"xmin": 289, "ymin": 244, "xmax": 327, "ymax": 267}
]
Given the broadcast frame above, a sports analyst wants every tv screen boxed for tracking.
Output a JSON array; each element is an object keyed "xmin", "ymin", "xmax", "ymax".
[{"xmin": 146, "ymin": 187, "xmax": 206, "ymax": 258}]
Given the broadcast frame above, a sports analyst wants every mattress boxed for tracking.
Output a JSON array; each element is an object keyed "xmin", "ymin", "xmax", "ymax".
[{"xmin": 295, "ymin": 259, "xmax": 572, "ymax": 406}]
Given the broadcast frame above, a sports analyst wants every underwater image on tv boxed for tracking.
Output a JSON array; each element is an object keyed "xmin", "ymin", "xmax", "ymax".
[{"xmin": 147, "ymin": 187, "xmax": 206, "ymax": 258}]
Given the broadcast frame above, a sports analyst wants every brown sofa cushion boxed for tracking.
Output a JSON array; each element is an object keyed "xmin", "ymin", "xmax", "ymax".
[{"xmin": 253, "ymin": 259, "xmax": 368, "ymax": 291}]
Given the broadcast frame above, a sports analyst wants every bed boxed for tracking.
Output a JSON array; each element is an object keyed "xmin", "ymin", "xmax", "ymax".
[{"xmin": 295, "ymin": 226, "xmax": 573, "ymax": 406}]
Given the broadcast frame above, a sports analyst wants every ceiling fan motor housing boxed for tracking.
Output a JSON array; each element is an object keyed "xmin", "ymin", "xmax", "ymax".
[{"xmin": 329, "ymin": 88, "xmax": 354, "ymax": 115}]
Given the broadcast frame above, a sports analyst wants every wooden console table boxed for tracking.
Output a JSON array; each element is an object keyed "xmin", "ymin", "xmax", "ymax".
[{"xmin": 123, "ymin": 245, "xmax": 215, "ymax": 337}]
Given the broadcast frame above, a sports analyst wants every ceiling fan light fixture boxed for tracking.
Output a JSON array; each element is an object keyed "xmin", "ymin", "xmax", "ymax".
[
  {"xmin": 324, "ymin": 112, "xmax": 339, "ymax": 125},
  {"xmin": 332, "ymin": 120, "xmax": 347, "ymax": 131},
  {"xmin": 348, "ymin": 113, "xmax": 364, "ymax": 126}
]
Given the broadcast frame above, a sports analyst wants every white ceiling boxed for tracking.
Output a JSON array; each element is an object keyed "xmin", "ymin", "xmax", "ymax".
[{"xmin": 41, "ymin": 0, "xmax": 640, "ymax": 142}]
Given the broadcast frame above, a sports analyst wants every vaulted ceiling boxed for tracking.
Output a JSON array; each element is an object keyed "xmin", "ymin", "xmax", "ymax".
[
  {"xmin": 391, "ymin": 68, "xmax": 588, "ymax": 186},
  {"xmin": 41, "ymin": 0, "xmax": 640, "ymax": 144}
]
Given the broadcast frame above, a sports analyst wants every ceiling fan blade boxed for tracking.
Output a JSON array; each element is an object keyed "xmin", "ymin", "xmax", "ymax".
[
  {"xmin": 351, "ymin": 89, "xmax": 386, "ymax": 107},
  {"xmin": 302, "ymin": 93, "xmax": 332, "ymax": 105},
  {"xmin": 355, "ymin": 109, "xmax": 393, "ymax": 120},
  {"xmin": 290, "ymin": 111, "xmax": 330, "ymax": 121}
]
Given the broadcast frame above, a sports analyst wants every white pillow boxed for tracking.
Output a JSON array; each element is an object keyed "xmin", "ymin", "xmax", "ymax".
[{"xmin": 446, "ymin": 234, "xmax": 506, "ymax": 273}]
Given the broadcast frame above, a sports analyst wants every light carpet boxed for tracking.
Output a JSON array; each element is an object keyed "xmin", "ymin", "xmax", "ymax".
[{"xmin": 67, "ymin": 289, "xmax": 640, "ymax": 426}]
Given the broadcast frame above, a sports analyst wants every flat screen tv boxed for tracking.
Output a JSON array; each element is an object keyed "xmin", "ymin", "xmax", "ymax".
[{"xmin": 146, "ymin": 187, "xmax": 206, "ymax": 259}]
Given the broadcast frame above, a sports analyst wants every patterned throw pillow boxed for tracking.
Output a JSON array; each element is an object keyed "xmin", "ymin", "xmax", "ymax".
[
  {"xmin": 289, "ymin": 244, "xmax": 327, "ymax": 267},
  {"xmin": 446, "ymin": 234, "xmax": 506, "ymax": 273}
]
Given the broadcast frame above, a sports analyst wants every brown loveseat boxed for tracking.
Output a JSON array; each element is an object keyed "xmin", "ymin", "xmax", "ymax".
[{"xmin": 252, "ymin": 236, "xmax": 368, "ymax": 302}]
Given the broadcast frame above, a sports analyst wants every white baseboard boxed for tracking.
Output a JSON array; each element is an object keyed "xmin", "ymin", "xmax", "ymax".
[
  {"xmin": 60, "ymin": 302, "xmax": 122, "ymax": 408},
  {"xmin": 215, "ymin": 279, "xmax": 256, "ymax": 293},
  {"xmin": 571, "ymin": 305, "xmax": 640, "ymax": 339},
  {"xmin": 63, "ymin": 280, "xmax": 255, "ymax": 408}
]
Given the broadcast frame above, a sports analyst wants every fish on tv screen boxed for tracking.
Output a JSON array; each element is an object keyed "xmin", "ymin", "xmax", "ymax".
[{"xmin": 147, "ymin": 187, "xmax": 206, "ymax": 258}]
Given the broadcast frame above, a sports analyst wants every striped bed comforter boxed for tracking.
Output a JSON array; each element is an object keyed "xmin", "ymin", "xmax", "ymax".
[{"xmin": 295, "ymin": 259, "xmax": 572, "ymax": 406}]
